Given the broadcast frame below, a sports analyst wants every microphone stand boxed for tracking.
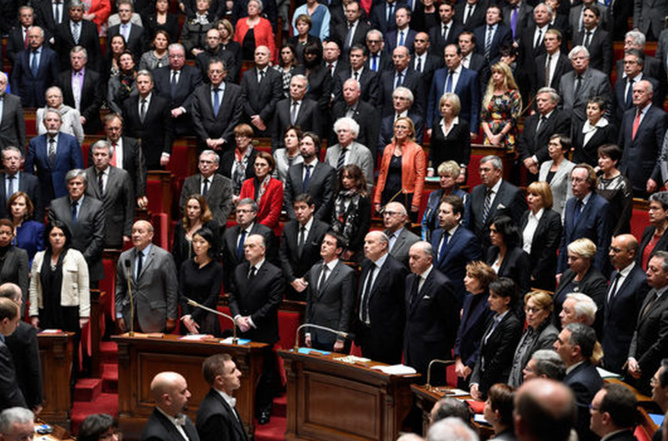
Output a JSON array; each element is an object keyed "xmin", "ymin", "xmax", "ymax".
[
  {"xmin": 186, "ymin": 299, "xmax": 237, "ymax": 344},
  {"xmin": 425, "ymin": 359, "xmax": 455, "ymax": 391},
  {"xmin": 293, "ymin": 323, "xmax": 353, "ymax": 351},
  {"xmin": 123, "ymin": 260, "xmax": 135, "ymax": 337}
]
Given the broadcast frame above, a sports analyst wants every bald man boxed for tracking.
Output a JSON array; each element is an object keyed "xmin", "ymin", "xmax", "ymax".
[
  {"xmin": 115, "ymin": 220, "xmax": 178, "ymax": 333},
  {"xmin": 141, "ymin": 372, "xmax": 199, "ymax": 441},
  {"xmin": 514, "ymin": 378, "xmax": 577, "ymax": 441}
]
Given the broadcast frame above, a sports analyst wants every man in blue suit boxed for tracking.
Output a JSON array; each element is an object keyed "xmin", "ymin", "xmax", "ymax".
[
  {"xmin": 0, "ymin": 147, "xmax": 42, "ymax": 221},
  {"xmin": 472, "ymin": 5, "xmax": 513, "ymax": 63},
  {"xmin": 10, "ymin": 26, "xmax": 60, "ymax": 108},
  {"xmin": 385, "ymin": 6, "xmax": 417, "ymax": 53},
  {"xmin": 369, "ymin": 0, "xmax": 406, "ymax": 34},
  {"xmin": 24, "ymin": 110, "xmax": 83, "ymax": 211},
  {"xmin": 603, "ymin": 234, "xmax": 649, "ymax": 374},
  {"xmin": 427, "ymin": 44, "xmax": 480, "ymax": 135},
  {"xmin": 557, "ymin": 164, "xmax": 612, "ymax": 275},
  {"xmin": 431, "ymin": 195, "xmax": 481, "ymax": 304}
]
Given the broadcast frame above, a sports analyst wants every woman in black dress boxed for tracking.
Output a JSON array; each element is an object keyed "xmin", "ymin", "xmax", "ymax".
[
  {"xmin": 179, "ymin": 228, "xmax": 223, "ymax": 336},
  {"xmin": 486, "ymin": 215, "xmax": 531, "ymax": 299},
  {"xmin": 428, "ymin": 92, "xmax": 471, "ymax": 175},
  {"xmin": 572, "ymin": 96, "xmax": 616, "ymax": 167},
  {"xmin": 331, "ymin": 164, "xmax": 371, "ymax": 261}
]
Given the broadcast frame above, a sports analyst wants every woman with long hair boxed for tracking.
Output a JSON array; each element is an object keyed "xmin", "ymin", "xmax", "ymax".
[
  {"xmin": 274, "ymin": 43, "xmax": 298, "ymax": 98},
  {"xmin": 480, "ymin": 62, "xmax": 522, "ymax": 152},
  {"xmin": 331, "ymin": 164, "xmax": 371, "ymax": 261}
]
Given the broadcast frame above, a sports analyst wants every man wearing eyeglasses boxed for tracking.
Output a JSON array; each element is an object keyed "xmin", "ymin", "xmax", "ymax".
[{"xmin": 382, "ymin": 201, "xmax": 419, "ymax": 269}]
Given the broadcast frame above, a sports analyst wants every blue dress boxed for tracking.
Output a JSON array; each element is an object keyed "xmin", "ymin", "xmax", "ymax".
[{"xmin": 13, "ymin": 221, "xmax": 45, "ymax": 266}]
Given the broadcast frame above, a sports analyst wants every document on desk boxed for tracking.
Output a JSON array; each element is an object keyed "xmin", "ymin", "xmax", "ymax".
[{"xmin": 371, "ymin": 364, "xmax": 417, "ymax": 375}]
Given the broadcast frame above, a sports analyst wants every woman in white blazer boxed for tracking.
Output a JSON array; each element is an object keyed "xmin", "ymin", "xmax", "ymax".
[{"xmin": 539, "ymin": 133, "xmax": 575, "ymax": 217}]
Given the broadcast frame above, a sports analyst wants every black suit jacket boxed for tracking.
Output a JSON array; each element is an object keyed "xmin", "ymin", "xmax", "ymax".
[
  {"xmin": 637, "ymin": 226, "xmax": 668, "ymax": 268},
  {"xmin": 355, "ymin": 254, "xmax": 408, "ymax": 364},
  {"xmin": 305, "ymin": 260, "xmax": 355, "ymax": 347},
  {"xmin": 33, "ymin": 0, "xmax": 69, "ymax": 37},
  {"xmin": 553, "ymin": 267, "xmax": 608, "ymax": 333},
  {"xmin": 602, "ymin": 264, "xmax": 649, "ymax": 373},
  {"xmin": 331, "ymin": 20, "xmax": 371, "ymax": 56},
  {"xmin": 369, "ymin": 1, "xmax": 407, "ymax": 34},
  {"xmin": 55, "ymin": 19, "xmax": 101, "ymax": 71},
  {"xmin": 485, "ymin": 246, "xmax": 531, "ymax": 296},
  {"xmin": 107, "ymin": 22, "xmax": 145, "ymax": 59},
  {"xmin": 572, "ymin": 121, "xmax": 617, "ymax": 167},
  {"xmin": 428, "ymin": 21, "xmax": 464, "ymax": 57},
  {"xmin": 332, "ymin": 67, "xmax": 380, "ymax": 106},
  {"xmin": 48, "ymin": 195, "xmax": 105, "ymax": 281},
  {"xmin": 454, "ymin": 1, "xmax": 486, "ymax": 31},
  {"xmin": 141, "ymin": 408, "xmax": 200, "ymax": 441},
  {"xmin": 284, "ymin": 162, "xmax": 336, "ymax": 221},
  {"xmin": 519, "ymin": 208, "xmax": 562, "ymax": 291},
  {"xmin": 534, "ymin": 52, "xmax": 572, "ymax": 92},
  {"xmin": 6, "ymin": 27, "xmax": 29, "ymax": 64},
  {"xmin": 152, "ymin": 65, "xmax": 203, "ymax": 136},
  {"xmin": 56, "ymin": 68, "xmax": 104, "ymax": 134},
  {"xmin": 279, "ymin": 218, "xmax": 329, "ymax": 293},
  {"xmin": 240, "ymin": 67, "xmax": 283, "ymax": 136},
  {"xmin": 123, "ymin": 94, "xmax": 174, "ymax": 169},
  {"xmin": 196, "ymin": 388, "xmax": 249, "ymax": 441},
  {"xmin": 404, "ymin": 268, "xmax": 458, "ymax": 381},
  {"xmin": 565, "ymin": 361, "xmax": 604, "ymax": 441},
  {"xmin": 0, "ymin": 246, "xmax": 29, "ymax": 301},
  {"xmin": 0, "ymin": 172, "xmax": 42, "ymax": 221},
  {"xmin": 5, "ymin": 322, "xmax": 42, "ymax": 409},
  {"xmin": 229, "ymin": 261, "xmax": 283, "ymax": 344},
  {"xmin": 429, "ymin": 118, "xmax": 470, "ymax": 169},
  {"xmin": 0, "ymin": 340, "xmax": 26, "ymax": 411},
  {"xmin": 518, "ymin": 109, "xmax": 571, "ymax": 163},
  {"xmin": 272, "ymin": 98, "xmax": 322, "ymax": 150},
  {"xmin": 379, "ymin": 68, "xmax": 425, "ymax": 117},
  {"xmin": 473, "ymin": 23, "xmax": 513, "ymax": 63},
  {"xmin": 218, "ymin": 148, "xmax": 258, "ymax": 186},
  {"xmin": 221, "ymin": 223, "xmax": 275, "ymax": 288},
  {"xmin": 191, "ymin": 83, "xmax": 243, "ymax": 151},
  {"xmin": 572, "ymin": 28, "xmax": 613, "ymax": 75},
  {"xmin": 180, "ymin": 174, "xmax": 234, "ymax": 228},
  {"xmin": 330, "ymin": 100, "xmax": 381, "ymax": 156}
]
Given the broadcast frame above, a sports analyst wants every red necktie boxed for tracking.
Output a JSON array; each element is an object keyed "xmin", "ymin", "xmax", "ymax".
[
  {"xmin": 111, "ymin": 143, "xmax": 118, "ymax": 167},
  {"xmin": 632, "ymin": 109, "xmax": 641, "ymax": 140}
]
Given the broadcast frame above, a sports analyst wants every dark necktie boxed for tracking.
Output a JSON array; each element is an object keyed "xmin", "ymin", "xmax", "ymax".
[
  {"xmin": 607, "ymin": 272, "xmax": 622, "ymax": 303},
  {"xmin": 31, "ymin": 49, "xmax": 39, "ymax": 76},
  {"xmin": 482, "ymin": 188, "xmax": 493, "ymax": 224},
  {"xmin": 248, "ymin": 265, "xmax": 257, "ymax": 279},
  {"xmin": 626, "ymin": 78, "xmax": 634, "ymax": 107},
  {"xmin": 395, "ymin": 71, "xmax": 403, "ymax": 89},
  {"xmin": 6, "ymin": 175, "xmax": 14, "ymax": 200},
  {"xmin": 290, "ymin": 101, "xmax": 298, "ymax": 125},
  {"xmin": 387, "ymin": 3, "xmax": 394, "ymax": 23},
  {"xmin": 445, "ymin": 70, "xmax": 454, "ymax": 93},
  {"xmin": 584, "ymin": 30, "xmax": 592, "ymax": 48},
  {"xmin": 72, "ymin": 21, "xmax": 80, "ymax": 44},
  {"xmin": 48, "ymin": 138, "xmax": 56, "ymax": 167},
  {"xmin": 534, "ymin": 29, "xmax": 542, "ymax": 49},
  {"xmin": 303, "ymin": 164, "xmax": 312, "ymax": 189},
  {"xmin": 574, "ymin": 75, "xmax": 583, "ymax": 97},
  {"xmin": 337, "ymin": 148, "xmax": 347, "ymax": 172},
  {"xmin": 71, "ymin": 200, "xmax": 78, "ymax": 225},
  {"xmin": 361, "ymin": 265, "xmax": 375, "ymax": 323},
  {"xmin": 136, "ymin": 250, "xmax": 144, "ymax": 278},
  {"xmin": 545, "ymin": 55, "xmax": 552, "ymax": 86},
  {"xmin": 640, "ymin": 290, "xmax": 659, "ymax": 320},
  {"xmin": 98, "ymin": 171, "xmax": 104, "ymax": 196},
  {"xmin": 438, "ymin": 231, "xmax": 450, "ymax": 264},
  {"xmin": 298, "ymin": 226, "xmax": 306, "ymax": 256},
  {"xmin": 202, "ymin": 178, "xmax": 209, "ymax": 196},
  {"xmin": 140, "ymin": 99, "xmax": 147, "ymax": 123},
  {"xmin": 318, "ymin": 264, "xmax": 328, "ymax": 292},
  {"xmin": 258, "ymin": 69, "xmax": 265, "ymax": 83},
  {"xmin": 237, "ymin": 230, "xmax": 247, "ymax": 259},
  {"xmin": 573, "ymin": 199, "xmax": 583, "ymax": 224},
  {"xmin": 416, "ymin": 56, "xmax": 422, "ymax": 73},
  {"xmin": 409, "ymin": 276, "xmax": 420, "ymax": 306},
  {"xmin": 213, "ymin": 88, "xmax": 220, "ymax": 116},
  {"xmin": 536, "ymin": 115, "xmax": 546, "ymax": 134},
  {"xmin": 171, "ymin": 70, "xmax": 178, "ymax": 97},
  {"xmin": 485, "ymin": 26, "xmax": 493, "ymax": 60}
]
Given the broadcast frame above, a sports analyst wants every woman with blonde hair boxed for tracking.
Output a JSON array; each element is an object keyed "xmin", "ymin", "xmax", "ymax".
[
  {"xmin": 373, "ymin": 117, "xmax": 426, "ymax": 222},
  {"xmin": 480, "ymin": 62, "xmax": 522, "ymax": 151},
  {"xmin": 428, "ymin": 93, "xmax": 470, "ymax": 176}
]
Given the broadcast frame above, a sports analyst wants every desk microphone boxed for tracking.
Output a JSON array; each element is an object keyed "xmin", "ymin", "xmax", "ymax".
[
  {"xmin": 426, "ymin": 359, "xmax": 455, "ymax": 391},
  {"xmin": 186, "ymin": 299, "xmax": 238, "ymax": 344},
  {"xmin": 123, "ymin": 259, "xmax": 135, "ymax": 337},
  {"xmin": 294, "ymin": 323, "xmax": 354, "ymax": 351}
]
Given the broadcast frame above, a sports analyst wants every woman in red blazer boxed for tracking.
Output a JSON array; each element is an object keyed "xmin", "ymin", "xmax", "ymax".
[
  {"xmin": 373, "ymin": 116, "xmax": 426, "ymax": 222},
  {"xmin": 233, "ymin": 0, "xmax": 276, "ymax": 62},
  {"xmin": 239, "ymin": 151, "xmax": 284, "ymax": 234}
]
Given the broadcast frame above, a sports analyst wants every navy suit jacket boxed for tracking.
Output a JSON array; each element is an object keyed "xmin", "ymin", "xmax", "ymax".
[
  {"xmin": 25, "ymin": 133, "xmax": 83, "ymax": 206},
  {"xmin": 10, "ymin": 47, "xmax": 60, "ymax": 108},
  {"xmin": 153, "ymin": 65, "xmax": 202, "ymax": 135},
  {"xmin": 427, "ymin": 66, "xmax": 480, "ymax": 132},
  {"xmin": 284, "ymin": 161, "xmax": 336, "ymax": 221},
  {"xmin": 565, "ymin": 362, "xmax": 603, "ymax": 441},
  {"xmin": 602, "ymin": 264, "xmax": 649, "ymax": 373},
  {"xmin": 558, "ymin": 194, "xmax": 612, "ymax": 274},
  {"xmin": 379, "ymin": 111, "xmax": 424, "ymax": 154},
  {"xmin": 473, "ymin": 23, "xmax": 513, "ymax": 63},
  {"xmin": 385, "ymin": 28, "xmax": 418, "ymax": 53},
  {"xmin": 614, "ymin": 75, "xmax": 661, "ymax": 123},
  {"xmin": 454, "ymin": 291, "xmax": 493, "ymax": 369},
  {"xmin": 0, "ymin": 340, "xmax": 26, "ymax": 411},
  {"xmin": 369, "ymin": 1, "xmax": 407, "ymax": 34},
  {"xmin": 431, "ymin": 225, "xmax": 481, "ymax": 304},
  {"xmin": 378, "ymin": 68, "xmax": 425, "ymax": 117}
]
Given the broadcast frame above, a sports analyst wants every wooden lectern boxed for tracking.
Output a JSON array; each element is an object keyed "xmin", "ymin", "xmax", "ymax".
[
  {"xmin": 38, "ymin": 332, "xmax": 74, "ymax": 429},
  {"xmin": 112, "ymin": 334, "xmax": 270, "ymax": 441},
  {"xmin": 279, "ymin": 349, "xmax": 420, "ymax": 441}
]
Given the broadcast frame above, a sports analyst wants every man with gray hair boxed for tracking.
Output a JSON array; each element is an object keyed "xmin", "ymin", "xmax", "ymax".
[
  {"xmin": 84, "ymin": 140, "xmax": 135, "ymax": 249},
  {"xmin": 330, "ymin": 78, "xmax": 381, "ymax": 156},
  {"xmin": 0, "ymin": 74, "xmax": 26, "ymax": 153},
  {"xmin": 48, "ymin": 168, "xmax": 105, "ymax": 286},
  {"xmin": 523, "ymin": 349, "xmax": 566, "ymax": 381},
  {"xmin": 152, "ymin": 43, "xmax": 203, "ymax": 136},
  {"xmin": 10, "ymin": 26, "xmax": 60, "ymax": 108},
  {"xmin": 428, "ymin": 417, "xmax": 478, "ymax": 441},
  {"xmin": 325, "ymin": 117, "xmax": 374, "ymax": 192},
  {"xmin": 514, "ymin": 378, "xmax": 576, "ymax": 441},
  {"xmin": 623, "ymin": 30, "xmax": 662, "ymax": 81},
  {"xmin": 468, "ymin": 155, "xmax": 526, "ymax": 250},
  {"xmin": 559, "ymin": 293, "xmax": 597, "ymax": 328},
  {"xmin": 378, "ymin": 86, "xmax": 424, "ymax": 155},
  {"xmin": 613, "ymin": 49, "xmax": 661, "ymax": 124},
  {"xmin": 355, "ymin": 231, "xmax": 408, "ymax": 364},
  {"xmin": 383, "ymin": 201, "xmax": 419, "ymax": 267},
  {"xmin": 54, "ymin": 0, "xmax": 101, "ymax": 71},
  {"xmin": 272, "ymin": 74, "xmax": 321, "ymax": 150},
  {"xmin": 0, "ymin": 408, "xmax": 34, "ymax": 439}
]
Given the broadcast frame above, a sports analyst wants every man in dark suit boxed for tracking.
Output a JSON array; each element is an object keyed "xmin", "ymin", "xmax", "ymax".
[
  {"xmin": 0, "ymin": 75, "xmax": 26, "ymax": 154},
  {"xmin": 153, "ymin": 43, "xmax": 203, "ymax": 137},
  {"xmin": 33, "ymin": 0, "xmax": 68, "ymax": 38},
  {"xmin": 54, "ymin": 0, "xmax": 100, "ymax": 71},
  {"xmin": 0, "ymin": 297, "xmax": 26, "ymax": 411},
  {"xmin": 228, "ymin": 234, "xmax": 283, "ymax": 425},
  {"xmin": 590, "ymin": 384, "xmax": 640, "ymax": 441},
  {"xmin": 221, "ymin": 199, "xmax": 275, "ymax": 289},
  {"xmin": 517, "ymin": 3, "xmax": 552, "ymax": 93},
  {"xmin": 355, "ymin": 231, "xmax": 408, "ymax": 364},
  {"xmin": 141, "ymin": 372, "xmax": 200, "ymax": 441},
  {"xmin": 468, "ymin": 155, "xmax": 527, "ymax": 251},
  {"xmin": 272, "ymin": 75, "xmax": 321, "ymax": 150},
  {"xmin": 378, "ymin": 46, "xmax": 424, "ymax": 117},
  {"xmin": 633, "ymin": 0, "xmax": 666, "ymax": 41},
  {"xmin": 571, "ymin": 5, "xmax": 613, "ymax": 75},
  {"xmin": 454, "ymin": 0, "xmax": 486, "ymax": 31},
  {"xmin": 514, "ymin": 379, "xmax": 576, "ymax": 441},
  {"xmin": 383, "ymin": 202, "xmax": 419, "ymax": 268},
  {"xmin": 0, "ymin": 283, "xmax": 42, "ymax": 413},
  {"xmin": 473, "ymin": 5, "xmax": 512, "ymax": 63},
  {"xmin": 378, "ymin": 86, "xmax": 424, "ymax": 155},
  {"xmin": 429, "ymin": 2, "xmax": 463, "ymax": 56},
  {"xmin": 618, "ymin": 30, "xmax": 663, "ymax": 94},
  {"xmin": 569, "ymin": 0, "xmax": 610, "ymax": 35},
  {"xmin": 56, "ymin": 46, "xmax": 104, "ymax": 135},
  {"xmin": 304, "ymin": 232, "xmax": 355, "ymax": 352},
  {"xmin": 48, "ymin": 169, "xmax": 105, "ymax": 286},
  {"xmin": 651, "ymin": 361, "xmax": 668, "ymax": 441},
  {"xmin": 519, "ymin": 87, "xmax": 571, "ymax": 178},
  {"xmin": 116, "ymin": 220, "xmax": 178, "ymax": 334},
  {"xmin": 123, "ymin": 71, "xmax": 174, "ymax": 170},
  {"xmin": 6, "ymin": 6, "xmax": 38, "ymax": 64},
  {"xmin": 364, "ymin": 30, "xmax": 394, "ymax": 73},
  {"xmin": 333, "ymin": 45, "xmax": 380, "ymax": 105},
  {"xmin": 618, "ymin": 80, "xmax": 667, "ymax": 197},
  {"xmin": 25, "ymin": 110, "xmax": 83, "ymax": 210},
  {"xmin": 179, "ymin": 150, "xmax": 233, "ymax": 228},
  {"xmin": 197, "ymin": 354, "xmax": 249, "ymax": 441},
  {"xmin": 280, "ymin": 194, "xmax": 330, "ymax": 301},
  {"xmin": 503, "ymin": 0, "xmax": 533, "ymax": 42},
  {"xmin": 10, "ymin": 26, "xmax": 60, "ymax": 108},
  {"xmin": 330, "ymin": 78, "xmax": 381, "ymax": 155},
  {"xmin": 427, "ymin": 44, "xmax": 480, "ymax": 135},
  {"xmin": 385, "ymin": 6, "xmax": 417, "ymax": 54},
  {"xmin": 411, "ymin": 32, "xmax": 442, "ymax": 89},
  {"xmin": 103, "ymin": 113, "xmax": 147, "ymax": 209},
  {"xmin": 431, "ymin": 195, "xmax": 481, "ymax": 304},
  {"xmin": 194, "ymin": 29, "xmax": 239, "ymax": 84},
  {"xmin": 627, "ymin": 251, "xmax": 668, "ymax": 395},
  {"xmin": 107, "ymin": 0, "xmax": 145, "ymax": 59},
  {"xmin": 404, "ymin": 241, "xmax": 458, "ymax": 383},
  {"xmin": 558, "ymin": 164, "xmax": 612, "ymax": 274},
  {"xmin": 603, "ymin": 234, "xmax": 649, "ymax": 374},
  {"xmin": 534, "ymin": 29, "xmax": 572, "ymax": 92},
  {"xmin": 369, "ymin": 0, "xmax": 405, "ymax": 34},
  {"xmin": 331, "ymin": 0, "xmax": 370, "ymax": 56},
  {"xmin": 84, "ymin": 141, "xmax": 134, "ymax": 249},
  {"xmin": 555, "ymin": 323, "xmax": 604, "ymax": 441},
  {"xmin": 240, "ymin": 46, "xmax": 282, "ymax": 137},
  {"xmin": 284, "ymin": 136, "xmax": 336, "ymax": 221}
]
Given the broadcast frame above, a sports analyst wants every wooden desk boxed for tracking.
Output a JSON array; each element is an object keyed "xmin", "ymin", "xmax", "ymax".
[
  {"xmin": 113, "ymin": 334, "xmax": 270, "ymax": 441},
  {"xmin": 38, "ymin": 332, "xmax": 74, "ymax": 430},
  {"xmin": 278, "ymin": 349, "xmax": 420, "ymax": 441}
]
